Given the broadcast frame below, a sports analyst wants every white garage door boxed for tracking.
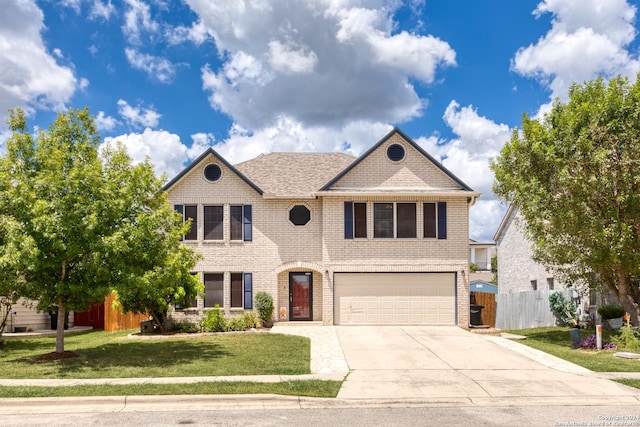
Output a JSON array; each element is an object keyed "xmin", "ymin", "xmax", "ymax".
[{"xmin": 334, "ymin": 273, "xmax": 456, "ymax": 325}]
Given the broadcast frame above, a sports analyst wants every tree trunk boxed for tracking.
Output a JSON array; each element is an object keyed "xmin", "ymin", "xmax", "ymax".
[
  {"xmin": 56, "ymin": 301, "xmax": 65, "ymax": 353},
  {"xmin": 153, "ymin": 309, "xmax": 166, "ymax": 333},
  {"xmin": 614, "ymin": 268, "xmax": 640, "ymax": 326}
]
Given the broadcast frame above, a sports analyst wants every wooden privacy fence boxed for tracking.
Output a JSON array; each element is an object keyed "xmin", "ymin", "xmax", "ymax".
[
  {"xmin": 104, "ymin": 293, "xmax": 149, "ymax": 332},
  {"xmin": 495, "ymin": 289, "xmax": 573, "ymax": 330},
  {"xmin": 470, "ymin": 291, "xmax": 496, "ymax": 327},
  {"xmin": 75, "ymin": 293, "xmax": 149, "ymax": 332}
]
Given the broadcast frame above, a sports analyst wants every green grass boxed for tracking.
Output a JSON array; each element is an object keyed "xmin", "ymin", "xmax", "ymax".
[
  {"xmin": 0, "ymin": 330, "xmax": 310, "ymax": 379},
  {"xmin": 504, "ymin": 327, "xmax": 640, "ymax": 372},
  {"xmin": 0, "ymin": 380, "xmax": 342, "ymax": 398},
  {"xmin": 0, "ymin": 329, "xmax": 344, "ymax": 398}
]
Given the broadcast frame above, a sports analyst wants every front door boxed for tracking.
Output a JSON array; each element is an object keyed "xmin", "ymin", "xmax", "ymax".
[{"xmin": 289, "ymin": 272, "xmax": 312, "ymax": 321}]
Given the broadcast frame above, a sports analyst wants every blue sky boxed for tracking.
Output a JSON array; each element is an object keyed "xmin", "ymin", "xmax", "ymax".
[{"xmin": 3, "ymin": 0, "xmax": 640, "ymax": 242}]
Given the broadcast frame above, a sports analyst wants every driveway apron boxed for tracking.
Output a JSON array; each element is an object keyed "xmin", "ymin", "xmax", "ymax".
[{"xmin": 335, "ymin": 326, "xmax": 640, "ymax": 402}]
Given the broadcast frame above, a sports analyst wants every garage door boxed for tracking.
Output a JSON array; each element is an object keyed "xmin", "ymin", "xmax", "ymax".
[{"xmin": 334, "ymin": 273, "xmax": 456, "ymax": 325}]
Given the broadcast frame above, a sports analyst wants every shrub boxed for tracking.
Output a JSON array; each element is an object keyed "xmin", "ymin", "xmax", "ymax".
[
  {"xmin": 242, "ymin": 311, "xmax": 258, "ymax": 329},
  {"xmin": 255, "ymin": 292, "xmax": 274, "ymax": 325},
  {"xmin": 597, "ymin": 304, "xmax": 625, "ymax": 320},
  {"xmin": 173, "ymin": 320, "xmax": 200, "ymax": 333},
  {"xmin": 201, "ymin": 305, "xmax": 226, "ymax": 332},
  {"xmin": 611, "ymin": 322, "xmax": 640, "ymax": 352},
  {"xmin": 225, "ymin": 316, "xmax": 247, "ymax": 332},
  {"xmin": 549, "ymin": 291, "xmax": 578, "ymax": 326}
]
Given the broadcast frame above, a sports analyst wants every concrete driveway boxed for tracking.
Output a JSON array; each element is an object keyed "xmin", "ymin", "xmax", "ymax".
[{"xmin": 335, "ymin": 326, "xmax": 640, "ymax": 404}]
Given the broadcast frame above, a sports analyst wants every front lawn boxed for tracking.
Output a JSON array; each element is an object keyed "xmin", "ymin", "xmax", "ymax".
[
  {"xmin": 0, "ymin": 330, "xmax": 343, "ymax": 398},
  {"xmin": 504, "ymin": 327, "xmax": 640, "ymax": 372},
  {"xmin": 0, "ymin": 330, "xmax": 310, "ymax": 379}
]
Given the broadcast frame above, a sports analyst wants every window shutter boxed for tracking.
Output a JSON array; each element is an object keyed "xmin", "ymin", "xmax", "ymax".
[
  {"xmin": 243, "ymin": 273, "xmax": 253, "ymax": 309},
  {"xmin": 437, "ymin": 202, "xmax": 447, "ymax": 240},
  {"xmin": 243, "ymin": 205, "xmax": 252, "ymax": 241},
  {"xmin": 344, "ymin": 202, "xmax": 353, "ymax": 239}
]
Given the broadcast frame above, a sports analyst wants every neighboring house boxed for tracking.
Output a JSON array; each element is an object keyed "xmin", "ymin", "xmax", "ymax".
[
  {"xmin": 493, "ymin": 205, "xmax": 578, "ymax": 329},
  {"xmin": 470, "ymin": 280, "xmax": 497, "ymax": 294},
  {"xmin": 1, "ymin": 298, "xmax": 71, "ymax": 333},
  {"xmin": 469, "ymin": 239, "xmax": 496, "ymax": 272},
  {"xmin": 164, "ymin": 128, "xmax": 479, "ymax": 327},
  {"xmin": 493, "ymin": 206, "xmax": 561, "ymax": 294}
]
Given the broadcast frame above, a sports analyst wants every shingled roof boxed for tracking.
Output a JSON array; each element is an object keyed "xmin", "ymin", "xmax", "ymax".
[{"xmin": 235, "ymin": 152, "xmax": 355, "ymax": 197}]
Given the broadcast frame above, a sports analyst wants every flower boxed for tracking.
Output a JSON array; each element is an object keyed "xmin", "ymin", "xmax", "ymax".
[{"xmin": 579, "ymin": 335, "xmax": 617, "ymax": 350}]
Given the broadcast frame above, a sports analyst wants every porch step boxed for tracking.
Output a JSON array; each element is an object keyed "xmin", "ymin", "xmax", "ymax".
[{"xmin": 274, "ymin": 321, "xmax": 324, "ymax": 326}]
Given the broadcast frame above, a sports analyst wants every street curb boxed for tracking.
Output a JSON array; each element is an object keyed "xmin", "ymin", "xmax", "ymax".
[{"xmin": 1, "ymin": 394, "xmax": 640, "ymax": 415}]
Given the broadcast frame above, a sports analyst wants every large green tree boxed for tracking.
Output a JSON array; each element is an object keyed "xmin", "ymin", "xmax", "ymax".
[
  {"xmin": 491, "ymin": 75, "xmax": 640, "ymax": 325},
  {"xmin": 0, "ymin": 108, "xmax": 199, "ymax": 352},
  {"xmin": 0, "ymin": 218, "xmax": 36, "ymax": 345}
]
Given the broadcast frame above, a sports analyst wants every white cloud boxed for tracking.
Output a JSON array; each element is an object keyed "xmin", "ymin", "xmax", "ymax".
[
  {"xmin": 60, "ymin": 0, "xmax": 82, "ymax": 13},
  {"xmin": 90, "ymin": 0, "xmax": 115, "ymax": 21},
  {"xmin": 117, "ymin": 99, "xmax": 161, "ymax": 128},
  {"xmin": 416, "ymin": 101, "xmax": 513, "ymax": 241},
  {"xmin": 189, "ymin": 132, "xmax": 215, "ymax": 158},
  {"xmin": 0, "ymin": 0, "xmax": 77, "ymax": 126},
  {"xmin": 103, "ymin": 128, "xmax": 191, "ymax": 178},
  {"xmin": 268, "ymin": 40, "xmax": 318, "ymax": 74},
  {"xmin": 94, "ymin": 111, "xmax": 119, "ymax": 131},
  {"xmin": 123, "ymin": 0, "xmax": 160, "ymax": 44},
  {"xmin": 166, "ymin": 20, "xmax": 211, "ymax": 45},
  {"xmin": 79, "ymin": 78, "xmax": 90, "ymax": 90},
  {"xmin": 513, "ymin": 0, "xmax": 640, "ymax": 111},
  {"xmin": 211, "ymin": 117, "xmax": 392, "ymax": 164},
  {"xmin": 187, "ymin": 0, "xmax": 455, "ymax": 130},
  {"xmin": 469, "ymin": 199, "xmax": 508, "ymax": 243},
  {"xmin": 125, "ymin": 47, "xmax": 176, "ymax": 83}
]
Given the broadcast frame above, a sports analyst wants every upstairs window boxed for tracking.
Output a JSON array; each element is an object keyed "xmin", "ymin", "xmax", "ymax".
[
  {"xmin": 204, "ymin": 205, "xmax": 223, "ymax": 240},
  {"xmin": 344, "ymin": 202, "xmax": 367, "ymax": 239},
  {"xmin": 373, "ymin": 203, "xmax": 416, "ymax": 238},
  {"xmin": 423, "ymin": 202, "xmax": 447, "ymax": 240},
  {"xmin": 231, "ymin": 205, "xmax": 252, "ymax": 241},
  {"xmin": 175, "ymin": 205, "xmax": 198, "ymax": 241}
]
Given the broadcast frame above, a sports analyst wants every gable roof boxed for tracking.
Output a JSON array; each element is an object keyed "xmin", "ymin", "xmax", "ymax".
[
  {"xmin": 162, "ymin": 147, "xmax": 263, "ymax": 194},
  {"xmin": 235, "ymin": 152, "xmax": 355, "ymax": 197},
  {"xmin": 320, "ymin": 127, "xmax": 475, "ymax": 192},
  {"xmin": 493, "ymin": 205, "xmax": 516, "ymax": 243}
]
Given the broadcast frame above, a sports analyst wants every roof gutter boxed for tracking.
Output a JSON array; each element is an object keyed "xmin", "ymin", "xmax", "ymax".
[{"xmin": 314, "ymin": 189, "xmax": 481, "ymax": 199}]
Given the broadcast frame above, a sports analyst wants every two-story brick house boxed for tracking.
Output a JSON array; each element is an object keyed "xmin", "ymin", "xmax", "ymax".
[{"xmin": 164, "ymin": 128, "xmax": 479, "ymax": 327}]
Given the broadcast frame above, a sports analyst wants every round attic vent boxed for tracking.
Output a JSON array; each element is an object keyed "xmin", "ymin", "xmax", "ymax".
[
  {"xmin": 203, "ymin": 164, "xmax": 222, "ymax": 182},
  {"xmin": 386, "ymin": 144, "xmax": 405, "ymax": 162}
]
